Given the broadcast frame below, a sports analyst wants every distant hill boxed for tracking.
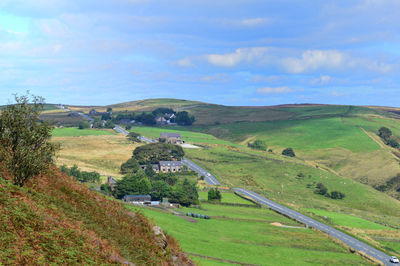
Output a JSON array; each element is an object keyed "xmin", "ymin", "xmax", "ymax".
[
  {"xmin": 0, "ymin": 167, "xmax": 191, "ymax": 265},
  {"xmin": 63, "ymin": 98, "xmax": 398, "ymax": 125}
]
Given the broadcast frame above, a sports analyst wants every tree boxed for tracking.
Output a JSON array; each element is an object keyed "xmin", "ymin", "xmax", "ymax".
[
  {"xmin": 120, "ymin": 158, "xmax": 140, "ymax": 174},
  {"xmin": 104, "ymin": 120, "xmax": 115, "ymax": 129},
  {"xmin": 176, "ymin": 111, "xmax": 195, "ymax": 126},
  {"xmin": 127, "ymin": 132, "xmax": 141, "ymax": 143},
  {"xmin": 78, "ymin": 121, "xmax": 90, "ymax": 129},
  {"xmin": 151, "ymin": 180, "xmax": 171, "ymax": 201},
  {"xmin": 152, "ymin": 108, "xmax": 175, "ymax": 116},
  {"xmin": 208, "ymin": 188, "xmax": 222, "ymax": 201},
  {"xmin": 142, "ymin": 113, "xmax": 156, "ymax": 125},
  {"xmin": 0, "ymin": 93, "xmax": 58, "ymax": 187},
  {"xmin": 125, "ymin": 124, "xmax": 132, "ymax": 130},
  {"xmin": 106, "ymin": 107, "xmax": 113, "ymax": 113},
  {"xmin": 282, "ymin": 148, "xmax": 295, "ymax": 157},
  {"xmin": 133, "ymin": 143, "xmax": 184, "ymax": 164},
  {"xmin": 378, "ymin": 127, "xmax": 392, "ymax": 143}
]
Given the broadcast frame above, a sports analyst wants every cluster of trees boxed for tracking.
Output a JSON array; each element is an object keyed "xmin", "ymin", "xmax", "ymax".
[
  {"xmin": 378, "ymin": 127, "xmax": 399, "ymax": 148},
  {"xmin": 208, "ymin": 188, "xmax": 222, "ymax": 201},
  {"xmin": 127, "ymin": 132, "xmax": 141, "ymax": 143},
  {"xmin": 314, "ymin": 183, "xmax": 345, "ymax": 199},
  {"xmin": 102, "ymin": 143, "xmax": 198, "ymax": 206},
  {"xmin": 282, "ymin": 147, "xmax": 295, "ymax": 157},
  {"xmin": 176, "ymin": 111, "xmax": 195, "ymax": 126},
  {"xmin": 152, "ymin": 108, "xmax": 175, "ymax": 116},
  {"xmin": 60, "ymin": 165, "xmax": 101, "ymax": 183},
  {"xmin": 247, "ymin": 140, "xmax": 267, "ymax": 151},
  {"xmin": 133, "ymin": 143, "xmax": 184, "ymax": 164}
]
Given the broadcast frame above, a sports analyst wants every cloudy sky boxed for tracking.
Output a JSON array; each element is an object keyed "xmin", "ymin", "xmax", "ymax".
[{"xmin": 0, "ymin": 0, "xmax": 399, "ymax": 106}]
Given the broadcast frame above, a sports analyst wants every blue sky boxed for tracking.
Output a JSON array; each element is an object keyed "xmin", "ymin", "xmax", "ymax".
[{"xmin": 0, "ymin": 0, "xmax": 399, "ymax": 106}]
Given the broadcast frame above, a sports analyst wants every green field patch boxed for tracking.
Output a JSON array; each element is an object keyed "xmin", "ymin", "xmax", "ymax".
[
  {"xmin": 214, "ymin": 117, "xmax": 380, "ymax": 153},
  {"xmin": 128, "ymin": 204, "xmax": 368, "ymax": 265},
  {"xmin": 305, "ymin": 209, "xmax": 390, "ymax": 230},
  {"xmin": 130, "ymin": 126, "xmax": 234, "ymax": 145},
  {"xmin": 198, "ymin": 191, "xmax": 255, "ymax": 205},
  {"xmin": 52, "ymin": 128, "xmax": 115, "ymax": 137}
]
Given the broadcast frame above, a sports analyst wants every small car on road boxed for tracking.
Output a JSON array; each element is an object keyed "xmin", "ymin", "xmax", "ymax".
[{"xmin": 390, "ymin": 256, "xmax": 399, "ymax": 263}]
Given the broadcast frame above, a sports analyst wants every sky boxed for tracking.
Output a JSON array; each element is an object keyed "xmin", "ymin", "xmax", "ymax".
[{"xmin": 0, "ymin": 0, "xmax": 399, "ymax": 106}]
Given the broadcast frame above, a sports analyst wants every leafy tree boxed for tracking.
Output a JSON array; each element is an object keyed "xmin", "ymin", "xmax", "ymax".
[
  {"xmin": 92, "ymin": 118, "xmax": 104, "ymax": 128},
  {"xmin": 142, "ymin": 113, "xmax": 156, "ymax": 125},
  {"xmin": 169, "ymin": 178, "xmax": 198, "ymax": 207},
  {"xmin": 282, "ymin": 148, "xmax": 295, "ymax": 157},
  {"xmin": 208, "ymin": 188, "xmax": 222, "ymax": 201},
  {"xmin": 78, "ymin": 121, "xmax": 90, "ymax": 129},
  {"xmin": 176, "ymin": 111, "xmax": 195, "ymax": 126},
  {"xmin": 0, "ymin": 93, "xmax": 58, "ymax": 187},
  {"xmin": 378, "ymin": 127, "xmax": 392, "ymax": 143},
  {"xmin": 120, "ymin": 158, "xmax": 140, "ymax": 174},
  {"xmin": 125, "ymin": 124, "xmax": 132, "ymax": 130},
  {"xmin": 101, "ymin": 113, "xmax": 112, "ymax": 120},
  {"xmin": 106, "ymin": 107, "xmax": 113, "ymax": 112},
  {"xmin": 114, "ymin": 174, "xmax": 151, "ymax": 199},
  {"xmin": 314, "ymin": 183, "xmax": 328, "ymax": 195},
  {"xmin": 127, "ymin": 132, "xmax": 141, "ymax": 143},
  {"xmin": 60, "ymin": 164, "xmax": 100, "ymax": 183},
  {"xmin": 151, "ymin": 180, "xmax": 171, "ymax": 200},
  {"xmin": 104, "ymin": 120, "xmax": 115, "ymax": 129},
  {"xmin": 133, "ymin": 143, "xmax": 184, "ymax": 164},
  {"xmin": 152, "ymin": 108, "xmax": 175, "ymax": 116}
]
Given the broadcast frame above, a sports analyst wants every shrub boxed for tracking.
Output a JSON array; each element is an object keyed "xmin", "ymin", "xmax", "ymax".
[
  {"xmin": 330, "ymin": 191, "xmax": 346, "ymax": 199},
  {"xmin": 78, "ymin": 121, "xmax": 90, "ymax": 129},
  {"xmin": 247, "ymin": 140, "xmax": 267, "ymax": 151},
  {"xmin": 315, "ymin": 183, "xmax": 328, "ymax": 195},
  {"xmin": 282, "ymin": 148, "xmax": 295, "ymax": 157}
]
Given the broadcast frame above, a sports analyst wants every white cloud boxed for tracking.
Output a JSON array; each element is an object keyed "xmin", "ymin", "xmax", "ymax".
[
  {"xmin": 174, "ymin": 57, "xmax": 194, "ymax": 67},
  {"xmin": 257, "ymin": 86, "xmax": 293, "ymax": 94},
  {"xmin": 282, "ymin": 50, "xmax": 345, "ymax": 74},
  {"xmin": 206, "ymin": 47, "xmax": 269, "ymax": 67},
  {"xmin": 239, "ymin": 18, "xmax": 270, "ymax": 27},
  {"xmin": 311, "ymin": 75, "xmax": 331, "ymax": 85}
]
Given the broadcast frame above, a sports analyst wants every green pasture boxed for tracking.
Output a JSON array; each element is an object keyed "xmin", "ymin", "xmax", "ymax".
[
  {"xmin": 212, "ymin": 117, "xmax": 380, "ymax": 153},
  {"xmin": 127, "ymin": 204, "xmax": 368, "ymax": 265},
  {"xmin": 304, "ymin": 209, "xmax": 390, "ymax": 230},
  {"xmin": 184, "ymin": 146, "xmax": 400, "ymax": 229},
  {"xmin": 129, "ymin": 126, "xmax": 234, "ymax": 145},
  {"xmin": 52, "ymin": 127, "xmax": 115, "ymax": 137},
  {"xmin": 198, "ymin": 191, "xmax": 255, "ymax": 205}
]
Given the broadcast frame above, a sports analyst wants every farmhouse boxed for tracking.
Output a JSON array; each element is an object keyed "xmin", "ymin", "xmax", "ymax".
[
  {"xmin": 140, "ymin": 160, "xmax": 184, "ymax": 173},
  {"xmin": 159, "ymin": 132, "xmax": 182, "ymax": 144}
]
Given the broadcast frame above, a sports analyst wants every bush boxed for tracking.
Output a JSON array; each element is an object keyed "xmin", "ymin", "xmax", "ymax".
[
  {"xmin": 247, "ymin": 140, "xmax": 267, "ymax": 151},
  {"xmin": 176, "ymin": 111, "xmax": 195, "ymax": 126},
  {"xmin": 125, "ymin": 124, "xmax": 132, "ymax": 130},
  {"xmin": 208, "ymin": 188, "xmax": 222, "ymax": 201},
  {"xmin": 330, "ymin": 191, "xmax": 346, "ymax": 199},
  {"xmin": 282, "ymin": 148, "xmax": 295, "ymax": 157},
  {"xmin": 60, "ymin": 165, "xmax": 100, "ymax": 183},
  {"xmin": 314, "ymin": 183, "xmax": 328, "ymax": 195},
  {"xmin": 387, "ymin": 139, "xmax": 399, "ymax": 148},
  {"xmin": 78, "ymin": 121, "xmax": 90, "ymax": 129}
]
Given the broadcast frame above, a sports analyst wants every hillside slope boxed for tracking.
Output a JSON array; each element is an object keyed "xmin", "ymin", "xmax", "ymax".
[{"xmin": 0, "ymin": 168, "xmax": 192, "ymax": 265}]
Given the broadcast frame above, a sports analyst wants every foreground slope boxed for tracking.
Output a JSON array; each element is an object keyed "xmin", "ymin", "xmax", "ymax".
[{"xmin": 0, "ymin": 168, "xmax": 191, "ymax": 265}]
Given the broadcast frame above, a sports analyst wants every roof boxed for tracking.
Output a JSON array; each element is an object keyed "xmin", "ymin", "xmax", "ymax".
[
  {"xmin": 160, "ymin": 132, "xmax": 181, "ymax": 138},
  {"xmin": 159, "ymin": 161, "xmax": 183, "ymax": 167},
  {"xmin": 123, "ymin": 195, "xmax": 151, "ymax": 200}
]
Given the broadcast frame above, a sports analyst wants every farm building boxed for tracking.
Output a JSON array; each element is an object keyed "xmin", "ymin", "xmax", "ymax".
[
  {"xmin": 123, "ymin": 195, "xmax": 151, "ymax": 203},
  {"xmin": 159, "ymin": 132, "xmax": 182, "ymax": 144},
  {"xmin": 140, "ymin": 161, "xmax": 183, "ymax": 173}
]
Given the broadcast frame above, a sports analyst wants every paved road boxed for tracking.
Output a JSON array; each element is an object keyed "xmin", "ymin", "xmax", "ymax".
[
  {"xmin": 182, "ymin": 158, "xmax": 221, "ymax": 185},
  {"xmin": 113, "ymin": 129, "xmax": 395, "ymax": 265},
  {"xmin": 114, "ymin": 125, "xmax": 129, "ymax": 135},
  {"xmin": 234, "ymin": 188, "xmax": 395, "ymax": 266}
]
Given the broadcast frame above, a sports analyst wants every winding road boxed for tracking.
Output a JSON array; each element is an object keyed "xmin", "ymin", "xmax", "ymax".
[{"xmin": 112, "ymin": 125, "xmax": 395, "ymax": 265}]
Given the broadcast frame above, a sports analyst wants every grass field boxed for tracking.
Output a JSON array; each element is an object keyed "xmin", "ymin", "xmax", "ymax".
[
  {"xmin": 198, "ymin": 191, "xmax": 256, "ymax": 205},
  {"xmin": 129, "ymin": 126, "xmax": 234, "ymax": 146},
  {"xmin": 127, "ymin": 203, "xmax": 369, "ymax": 265},
  {"xmin": 209, "ymin": 117, "xmax": 380, "ymax": 153},
  {"xmin": 52, "ymin": 127, "xmax": 115, "ymax": 137},
  {"xmin": 52, "ymin": 134, "xmax": 136, "ymax": 178}
]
